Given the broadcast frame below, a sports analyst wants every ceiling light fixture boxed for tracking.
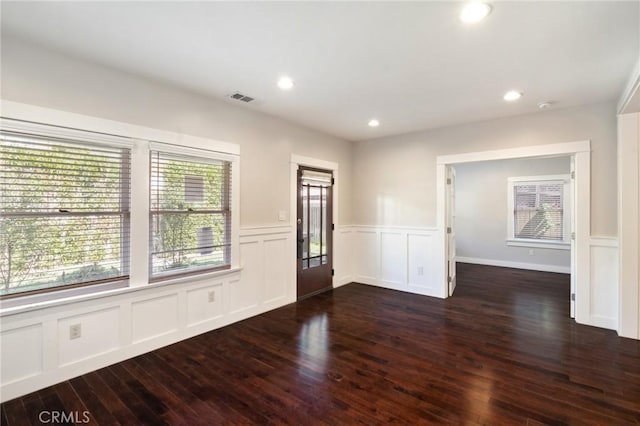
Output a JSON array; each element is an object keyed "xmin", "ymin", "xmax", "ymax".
[
  {"xmin": 368, "ymin": 119, "xmax": 380, "ymax": 127},
  {"xmin": 503, "ymin": 90, "xmax": 522, "ymax": 101},
  {"xmin": 277, "ymin": 76, "xmax": 295, "ymax": 90},
  {"xmin": 537, "ymin": 101, "xmax": 553, "ymax": 109},
  {"xmin": 460, "ymin": 2, "xmax": 492, "ymax": 23}
]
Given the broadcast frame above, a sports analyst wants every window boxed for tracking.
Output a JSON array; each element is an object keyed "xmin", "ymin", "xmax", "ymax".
[
  {"xmin": 0, "ymin": 129, "xmax": 131, "ymax": 297},
  {"xmin": 149, "ymin": 147, "xmax": 232, "ymax": 280},
  {"xmin": 507, "ymin": 175, "xmax": 570, "ymax": 247}
]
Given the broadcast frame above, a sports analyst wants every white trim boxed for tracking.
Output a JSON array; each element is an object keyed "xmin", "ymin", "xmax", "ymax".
[
  {"xmin": 618, "ymin": 56, "xmax": 640, "ymax": 114},
  {"xmin": 436, "ymin": 141, "xmax": 592, "ymax": 326},
  {"xmin": 436, "ymin": 141, "xmax": 590, "ymax": 165},
  {"xmin": 350, "ymin": 225, "xmax": 438, "ymax": 233},
  {"xmin": 0, "ymin": 268, "xmax": 242, "ymax": 317},
  {"xmin": 290, "ymin": 154, "xmax": 339, "ymax": 172},
  {"xmin": 506, "ymin": 240, "xmax": 571, "ymax": 250},
  {"xmin": 457, "ymin": 257, "xmax": 571, "ymax": 274},
  {"xmin": 506, "ymin": 175, "xmax": 570, "ymax": 184},
  {"xmin": 0, "ymin": 100, "xmax": 240, "ymax": 155},
  {"xmin": 239, "ymin": 225, "xmax": 293, "ymax": 237},
  {"xmin": 506, "ymin": 174, "xmax": 571, "ymax": 244},
  {"xmin": 148, "ymin": 141, "xmax": 238, "ymax": 162},
  {"xmin": 589, "ymin": 236, "xmax": 619, "ymax": 248},
  {"xmin": 0, "ymin": 117, "xmax": 136, "ymax": 149}
]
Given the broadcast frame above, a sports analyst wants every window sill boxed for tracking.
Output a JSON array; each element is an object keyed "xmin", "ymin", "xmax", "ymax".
[
  {"xmin": 506, "ymin": 239, "xmax": 570, "ymax": 250},
  {"xmin": 0, "ymin": 267, "xmax": 242, "ymax": 317}
]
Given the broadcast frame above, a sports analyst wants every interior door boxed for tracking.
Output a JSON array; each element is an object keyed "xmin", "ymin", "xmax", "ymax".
[
  {"xmin": 570, "ymin": 157, "xmax": 576, "ymax": 318},
  {"xmin": 297, "ymin": 167, "xmax": 333, "ymax": 299},
  {"xmin": 447, "ymin": 166, "xmax": 457, "ymax": 296}
]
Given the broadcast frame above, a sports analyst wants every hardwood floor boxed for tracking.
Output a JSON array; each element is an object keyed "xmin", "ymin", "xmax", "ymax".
[{"xmin": 2, "ymin": 263, "xmax": 639, "ymax": 425}]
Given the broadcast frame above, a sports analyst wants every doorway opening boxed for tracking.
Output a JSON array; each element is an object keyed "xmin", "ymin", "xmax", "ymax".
[
  {"xmin": 446, "ymin": 155, "xmax": 575, "ymax": 317},
  {"xmin": 437, "ymin": 141, "xmax": 590, "ymax": 323}
]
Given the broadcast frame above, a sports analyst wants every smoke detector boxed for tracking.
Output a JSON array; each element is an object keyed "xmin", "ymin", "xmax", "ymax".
[{"xmin": 537, "ymin": 101, "xmax": 553, "ymax": 109}]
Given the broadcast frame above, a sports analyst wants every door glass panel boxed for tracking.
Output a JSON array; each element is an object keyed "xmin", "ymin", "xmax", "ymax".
[
  {"xmin": 321, "ymin": 187, "xmax": 328, "ymax": 264},
  {"xmin": 300, "ymin": 169, "xmax": 332, "ymax": 271},
  {"xmin": 309, "ymin": 185, "xmax": 321, "ymax": 259},
  {"xmin": 302, "ymin": 186, "xmax": 308, "ymax": 259}
]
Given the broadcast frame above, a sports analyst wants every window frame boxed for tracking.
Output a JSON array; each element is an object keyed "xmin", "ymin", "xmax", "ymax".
[
  {"xmin": 506, "ymin": 174, "xmax": 571, "ymax": 250},
  {"xmin": 0, "ymin": 111, "xmax": 240, "ymax": 311},
  {"xmin": 147, "ymin": 142, "xmax": 235, "ymax": 282},
  {"xmin": 0, "ymin": 118, "xmax": 134, "ymax": 299}
]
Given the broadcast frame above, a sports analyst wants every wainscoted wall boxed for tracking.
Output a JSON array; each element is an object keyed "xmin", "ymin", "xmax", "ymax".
[
  {"xmin": 342, "ymin": 226, "xmax": 620, "ymax": 332},
  {"xmin": 334, "ymin": 226, "xmax": 355, "ymax": 287},
  {"xmin": 0, "ymin": 226, "xmax": 623, "ymax": 401},
  {"xmin": 0, "ymin": 226, "xmax": 294, "ymax": 402},
  {"xmin": 349, "ymin": 226, "xmax": 443, "ymax": 298}
]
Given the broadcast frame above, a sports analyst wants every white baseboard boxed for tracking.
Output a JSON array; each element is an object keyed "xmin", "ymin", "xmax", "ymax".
[{"xmin": 457, "ymin": 256, "xmax": 570, "ymax": 274}]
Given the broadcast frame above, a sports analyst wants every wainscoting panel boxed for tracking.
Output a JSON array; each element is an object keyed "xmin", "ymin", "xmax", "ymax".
[
  {"xmin": 231, "ymin": 241, "xmax": 261, "ymax": 316},
  {"xmin": 588, "ymin": 237, "xmax": 619, "ymax": 330},
  {"xmin": 380, "ymin": 232, "xmax": 406, "ymax": 287},
  {"xmin": 132, "ymin": 295, "xmax": 179, "ymax": 343},
  {"xmin": 58, "ymin": 307, "xmax": 120, "ymax": 366},
  {"xmin": 355, "ymin": 230, "xmax": 379, "ymax": 281},
  {"xmin": 351, "ymin": 226, "xmax": 441, "ymax": 298},
  {"xmin": 0, "ymin": 324, "xmax": 43, "ymax": 385},
  {"xmin": 186, "ymin": 282, "xmax": 224, "ymax": 327},
  {"xmin": 334, "ymin": 227, "xmax": 354, "ymax": 287},
  {"xmin": 407, "ymin": 233, "xmax": 436, "ymax": 291},
  {"xmin": 263, "ymin": 237, "xmax": 289, "ymax": 306}
]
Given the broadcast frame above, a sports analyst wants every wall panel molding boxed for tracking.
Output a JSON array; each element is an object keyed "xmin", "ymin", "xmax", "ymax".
[{"xmin": 350, "ymin": 226, "xmax": 441, "ymax": 298}]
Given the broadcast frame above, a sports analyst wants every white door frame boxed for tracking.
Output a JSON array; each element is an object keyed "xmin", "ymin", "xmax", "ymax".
[
  {"xmin": 436, "ymin": 141, "xmax": 591, "ymax": 324},
  {"xmin": 290, "ymin": 155, "xmax": 340, "ymax": 293}
]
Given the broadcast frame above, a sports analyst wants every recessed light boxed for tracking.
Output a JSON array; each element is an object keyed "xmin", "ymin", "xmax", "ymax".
[
  {"xmin": 460, "ymin": 2, "xmax": 492, "ymax": 23},
  {"xmin": 503, "ymin": 90, "xmax": 522, "ymax": 101},
  {"xmin": 277, "ymin": 76, "xmax": 294, "ymax": 90},
  {"xmin": 368, "ymin": 119, "xmax": 380, "ymax": 127}
]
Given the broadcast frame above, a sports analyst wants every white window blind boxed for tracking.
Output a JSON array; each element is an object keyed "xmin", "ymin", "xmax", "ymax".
[
  {"xmin": 149, "ymin": 149, "xmax": 231, "ymax": 279},
  {"xmin": 513, "ymin": 180, "xmax": 564, "ymax": 241},
  {"xmin": 0, "ymin": 130, "xmax": 131, "ymax": 297}
]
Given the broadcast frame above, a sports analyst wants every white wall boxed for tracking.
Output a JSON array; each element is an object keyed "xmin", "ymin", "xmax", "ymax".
[
  {"xmin": 455, "ymin": 156, "xmax": 571, "ymax": 273},
  {"xmin": 0, "ymin": 37, "xmax": 356, "ymax": 401},
  {"xmin": 0, "ymin": 36, "xmax": 354, "ymax": 227},
  {"xmin": 353, "ymin": 102, "xmax": 618, "ymax": 237}
]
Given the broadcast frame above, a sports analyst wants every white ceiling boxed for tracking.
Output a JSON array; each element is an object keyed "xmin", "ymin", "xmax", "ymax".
[{"xmin": 1, "ymin": 1, "xmax": 639, "ymax": 141}]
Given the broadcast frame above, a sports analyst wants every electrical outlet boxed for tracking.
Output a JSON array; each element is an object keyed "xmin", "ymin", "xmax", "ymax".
[
  {"xmin": 278, "ymin": 210, "xmax": 287, "ymax": 221},
  {"xmin": 208, "ymin": 291, "xmax": 216, "ymax": 303},
  {"xmin": 417, "ymin": 266, "xmax": 424, "ymax": 276},
  {"xmin": 529, "ymin": 249, "xmax": 535, "ymax": 256},
  {"xmin": 69, "ymin": 324, "xmax": 81, "ymax": 340}
]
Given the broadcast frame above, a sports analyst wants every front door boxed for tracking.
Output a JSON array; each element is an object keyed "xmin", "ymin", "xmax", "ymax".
[{"xmin": 297, "ymin": 167, "xmax": 333, "ymax": 299}]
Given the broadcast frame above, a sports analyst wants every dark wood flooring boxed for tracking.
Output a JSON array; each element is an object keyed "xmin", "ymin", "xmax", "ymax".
[{"xmin": 2, "ymin": 263, "xmax": 639, "ymax": 425}]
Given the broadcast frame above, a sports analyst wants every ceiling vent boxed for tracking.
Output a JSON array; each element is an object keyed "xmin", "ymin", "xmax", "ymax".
[{"xmin": 228, "ymin": 92, "xmax": 255, "ymax": 103}]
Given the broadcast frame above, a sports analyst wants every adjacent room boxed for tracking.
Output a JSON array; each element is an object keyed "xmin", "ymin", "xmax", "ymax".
[{"xmin": 1, "ymin": 1, "xmax": 639, "ymax": 424}]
